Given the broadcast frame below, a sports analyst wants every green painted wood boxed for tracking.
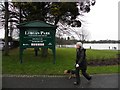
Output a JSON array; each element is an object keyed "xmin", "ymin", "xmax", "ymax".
[{"xmin": 17, "ymin": 21, "xmax": 57, "ymax": 64}]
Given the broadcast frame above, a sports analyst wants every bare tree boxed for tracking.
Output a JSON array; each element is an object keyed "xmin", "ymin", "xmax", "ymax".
[
  {"xmin": 55, "ymin": 0, "xmax": 95, "ymax": 42},
  {"xmin": 56, "ymin": 23, "xmax": 90, "ymax": 43},
  {"xmin": 77, "ymin": 26, "xmax": 90, "ymax": 43}
]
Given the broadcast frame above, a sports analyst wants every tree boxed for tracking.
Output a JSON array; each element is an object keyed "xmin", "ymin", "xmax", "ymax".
[
  {"xmin": 0, "ymin": 2, "xmax": 20, "ymax": 40},
  {"xmin": 1, "ymin": 1, "xmax": 96, "ymax": 56},
  {"xmin": 52, "ymin": 1, "xmax": 95, "ymax": 43},
  {"xmin": 4, "ymin": 1, "xmax": 9, "ymax": 56},
  {"xmin": 11, "ymin": 1, "xmax": 96, "ymax": 25},
  {"xmin": 11, "ymin": 2, "xmax": 79, "ymax": 56}
]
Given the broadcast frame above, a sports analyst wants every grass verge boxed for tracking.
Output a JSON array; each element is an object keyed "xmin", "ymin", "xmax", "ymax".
[{"xmin": 2, "ymin": 48, "xmax": 119, "ymax": 75}]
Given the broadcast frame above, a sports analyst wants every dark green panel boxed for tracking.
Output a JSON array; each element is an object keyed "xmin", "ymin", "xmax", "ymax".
[{"xmin": 20, "ymin": 28, "xmax": 55, "ymax": 48}]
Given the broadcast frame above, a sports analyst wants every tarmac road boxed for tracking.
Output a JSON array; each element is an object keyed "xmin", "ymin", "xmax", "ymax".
[{"xmin": 2, "ymin": 74, "xmax": 119, "ymax": 88}]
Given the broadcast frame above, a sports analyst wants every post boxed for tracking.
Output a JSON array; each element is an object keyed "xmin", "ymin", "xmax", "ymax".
[
  {"xmin": 19, "ymin": 28, "xmax": 23, "ymax": 63},
  {"xmin": 52, "ymin": 47, "xmax": 56, "ymax": 64},
  {"xmin": 20, "ymin": 48, "xmax": 23, "ymax": 63},
  {"xmin": 34, "ymin": 48, "xmax": 39, "ymax": 56}
]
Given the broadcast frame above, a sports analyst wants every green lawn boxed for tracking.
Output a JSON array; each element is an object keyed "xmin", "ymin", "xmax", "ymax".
[{"xmin": 2, "ymin": 48, "xmax": 119, "ymax": 75}]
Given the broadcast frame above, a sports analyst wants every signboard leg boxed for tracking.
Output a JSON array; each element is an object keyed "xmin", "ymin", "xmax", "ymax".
[
  {"xmin": 52, "ymin": 48, "xmax": 56, "ymax": 64},
  {"xmin": 34, "ymin": 48, "xmax": 39, "ymax": 56},
  {"xmin": 20, "ymin": 48, "xmax": 23, "ymax": 64}
]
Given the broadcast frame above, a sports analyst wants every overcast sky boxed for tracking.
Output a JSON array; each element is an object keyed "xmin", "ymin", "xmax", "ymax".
[
  {"xmin": 0, "ymin": 0, "xmax": 119, "ymax": 40},
  {"xmin": 83, "ymin": 0, "xmax": 119, "ymax": 40}
]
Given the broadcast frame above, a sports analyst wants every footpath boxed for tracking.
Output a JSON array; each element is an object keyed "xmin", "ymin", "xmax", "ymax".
[{"xmin": 2, "ymin": 74, "xmax": 119, "ymax": 88}]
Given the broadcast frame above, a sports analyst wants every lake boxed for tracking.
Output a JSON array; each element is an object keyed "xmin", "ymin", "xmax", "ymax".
[
  {"xmin": 0, "ymin": 40, "xmax": 119, "ymax": 50},
  {"xmin": 57, "ymin": 43, "xmax": 119, "ymax": 50}
]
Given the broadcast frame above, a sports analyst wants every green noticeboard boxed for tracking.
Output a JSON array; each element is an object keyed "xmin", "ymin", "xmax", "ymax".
[{"xmin": 17, "ymin": 21, "xmax": 57, "ymax": 64}]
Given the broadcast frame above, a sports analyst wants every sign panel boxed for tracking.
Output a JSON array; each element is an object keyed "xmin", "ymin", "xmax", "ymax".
[{"xmin": 20, "ymin": 29, "xmax": 54, "ymax": 48}]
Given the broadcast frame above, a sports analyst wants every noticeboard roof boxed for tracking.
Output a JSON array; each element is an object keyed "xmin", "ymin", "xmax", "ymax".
[{"xmin": 17, "ymin": 21, "xmax": 57, "ymax": 28}]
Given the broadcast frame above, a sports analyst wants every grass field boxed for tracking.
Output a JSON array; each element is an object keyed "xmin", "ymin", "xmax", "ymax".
[{"xmin": 2, "ymin": 48, "xmax": 119, "ymax": 75}]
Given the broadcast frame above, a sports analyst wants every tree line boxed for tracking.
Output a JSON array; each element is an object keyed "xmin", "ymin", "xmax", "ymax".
[{"xmin": 56, "ymin": 37, "xmax": 120, "ymax": 45}]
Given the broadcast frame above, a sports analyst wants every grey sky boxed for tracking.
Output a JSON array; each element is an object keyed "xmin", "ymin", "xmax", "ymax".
[{"xmin": 83, "ymin": 0, "xmax": 118, "ymax": 40}]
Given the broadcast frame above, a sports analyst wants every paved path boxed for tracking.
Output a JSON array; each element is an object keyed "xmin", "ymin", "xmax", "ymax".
[{"xmin": 2, "ymin": 74, "xmax": 119, "ymax": 88}]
